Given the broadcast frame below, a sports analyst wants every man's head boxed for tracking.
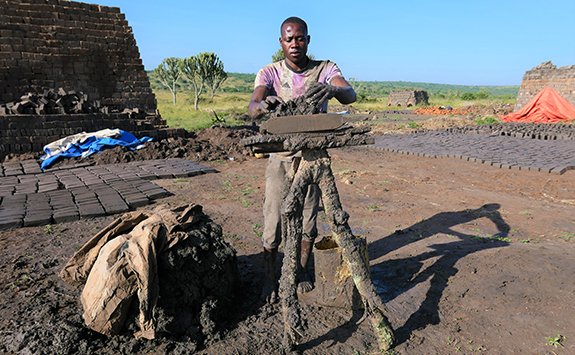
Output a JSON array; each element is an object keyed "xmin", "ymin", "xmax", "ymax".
[{"xmin": 279, "ymin": 16, "xmax": 310, "ymax": 67}]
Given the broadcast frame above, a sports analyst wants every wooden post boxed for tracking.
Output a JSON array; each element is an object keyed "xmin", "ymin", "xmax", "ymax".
[{"xmin": 278, "ymin": 148, "xmax": 395, "ymax": 352}]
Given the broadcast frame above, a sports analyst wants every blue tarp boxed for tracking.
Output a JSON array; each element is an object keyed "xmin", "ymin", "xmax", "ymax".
[{"xmin": 41, "ymin": 130, "xmax": 153, "ymax": 170}]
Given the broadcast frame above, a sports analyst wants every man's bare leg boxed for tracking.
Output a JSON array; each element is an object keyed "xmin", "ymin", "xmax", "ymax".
[
  {"xmin": 261, "ymin": 247, "xmax": 279, "ymax": 303},
  {"xmin": 297, "ymin": 239, "xmax": 314, "ymax": 293}
]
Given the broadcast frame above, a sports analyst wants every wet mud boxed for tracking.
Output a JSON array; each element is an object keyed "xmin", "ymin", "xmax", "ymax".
[{"xmin": 0, "ymin": 209, "xmax": 240, "ymax": 354}]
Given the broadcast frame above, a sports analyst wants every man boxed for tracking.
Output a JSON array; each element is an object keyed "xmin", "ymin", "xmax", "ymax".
[{"xmin": 248, "ymin": 16, "xmax": 356, "ymax": 303}]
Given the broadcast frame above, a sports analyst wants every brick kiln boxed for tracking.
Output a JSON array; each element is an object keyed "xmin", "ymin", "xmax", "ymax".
[
  {"xmin": 388, "ymin": 90, "xmax": 429, "ymax": 107},
  {"xmin": 515, "ymin": 61, "xmax": 575, "ymax": 110},
  {"xmin": 0, "ymin": 0, "xmax": 183, "ymax": 158}
]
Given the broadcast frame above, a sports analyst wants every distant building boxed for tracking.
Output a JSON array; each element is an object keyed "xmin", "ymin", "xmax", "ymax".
[
  {"xmin": 388, "ymin": 90, "xmax": 429, "ymax": 107},
  {"xmin": 515, "ymin": 61, "xmax": 575, "ymax": 110}
]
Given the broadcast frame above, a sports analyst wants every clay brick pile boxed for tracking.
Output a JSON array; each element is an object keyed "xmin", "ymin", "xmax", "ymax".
[
  {"xmin": 515, "ymin": 61, "xmax": 575, "ymax": 110},
  {"xmin": 0, "ymin": 88, "xmax": 105, "ymax": 115},
  {"xmin": 0, "ymin": 0, "xmax": 155, "ymax": 110},
  {"xmin": 0, "ymin": 159, "xmax": 217, "ymax": 229},
  {"xmin": 388, "ymin": 90, "xmax": 429, "ymax": 107},
  {"xmin": 0, "ymin": 0, "xmax": 186, "ymax": 159},
  {"xmin": 0, "ymin": 112, "xmax": 186, "ymax": 156}
]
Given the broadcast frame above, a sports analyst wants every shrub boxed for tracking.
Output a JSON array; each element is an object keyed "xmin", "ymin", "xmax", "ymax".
[
  {"xmin": 461, "ymin": 92, "xmax": 476, "ymax": 100},
  {"xmin": 475, "ymin": 116, "xmax": 500, "ymax": 125}
]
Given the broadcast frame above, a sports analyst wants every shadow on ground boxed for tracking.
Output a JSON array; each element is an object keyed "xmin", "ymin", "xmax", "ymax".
[
  {"xmin": 221, "ymin": 204, "xmax": 512, "ymax": 352},
  {"xmin": 369, "ymin": 203, "xmax": 511, "ymax": 345}
]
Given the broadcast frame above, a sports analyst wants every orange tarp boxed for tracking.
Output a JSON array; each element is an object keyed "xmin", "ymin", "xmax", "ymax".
[{"xmin": 502, "ymin": 87, "xmax": 575, "ymax": 123}]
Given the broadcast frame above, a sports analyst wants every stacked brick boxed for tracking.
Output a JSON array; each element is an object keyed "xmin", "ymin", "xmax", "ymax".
[
  {"xmin": 0, "ymin": 0, "xmax": 156, "ymax": 111},
  {"xmin": 388, "ymin": 90, "xmax": 429, "ymax": 107},
  {"xmin": 0, "ymin": 159, "xmax": 217, "ymax": 229},
  {"xmin": 515, "ymin": 61, "xmax": 575, "ymax": 110},
  {"xmin": 0, "ymin": 0, "xmax": 187, "ymax": 159},
  {"xmin": 0, "ymin": 88, "xmax": 105, "ymax": 115},
  {"xmin": 0, "ymin": 112, "xmax": 187, "ymax": 156}
]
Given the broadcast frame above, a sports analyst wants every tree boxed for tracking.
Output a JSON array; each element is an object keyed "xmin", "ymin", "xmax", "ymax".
[
  {"xmin": 202, "ymin": 53, "xmax": 228, "ymax": 99},
  {"xmin": 349, "ymin": 77, "xmax": 367, "ymax": 102},
  {"xmin": 181, "ymin": 55, "xmax": 205, "ymax": 110},
  {"xmin": 272, "ymin": 48, "xmax": 285, "ymax": 62},
  {"xmin": 181, "ymin": 52, "xmax": 228, "ymax": 109},
  {"xmin": 154, "ymin": 57, "xmax": 181, "ymax": 105},
  {"xmin": 272, "ymin": 48, "xmax": 315, "ymax": 63}
]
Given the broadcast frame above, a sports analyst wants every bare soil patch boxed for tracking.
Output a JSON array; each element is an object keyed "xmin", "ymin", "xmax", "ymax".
[{"xmin": 1, "ymin": 127, "xmax": 574, "ymax": 354}]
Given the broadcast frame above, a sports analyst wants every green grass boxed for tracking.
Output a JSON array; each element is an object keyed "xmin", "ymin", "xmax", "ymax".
[
  {"xmin": 558, "ymin": 232, "xmax": 575, "ymax": 242},
  {"xmin": 239, "ymin": 196, "xmax": 252, "ymax": 208},
  {"xmin": 241, "ymin": 186, "xmax": 254, "ymax": 196},
  {"xmin": 475, "ymin": 116, "xmax": 501, "ymax": 125},
  {"xmin": 155, "ymin": 90, "xmax": 250, "ymax": 132},
  {"xmin": 367, "ymin": 204, "xmax": 380, "ymax": 212},
  {"xmin": 490, "ymin": 235, "xmax": 511, "ymax": 243},
  {"xmin": 252, "ymin": 223, "xmax": 263, "ymax": 238},
  {"xmin": 150, "ymin": 72, "xmax": 519, "ymax": 129},
  {"xmin": 469, "ymin": 234, "xmax": 511, "ymax": 243},
  {"xmin": 545, "ymin": 334, "xmax": 565, "ymax": 348}
]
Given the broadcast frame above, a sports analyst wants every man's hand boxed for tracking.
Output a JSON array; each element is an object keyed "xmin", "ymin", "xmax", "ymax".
[
  {"xmin": 306, "ymin": 83, "xmax": 340, "ymax": 105},
  {"xmin": 257, "ymin": 95, "xmax": 285, "ymax": 114}
]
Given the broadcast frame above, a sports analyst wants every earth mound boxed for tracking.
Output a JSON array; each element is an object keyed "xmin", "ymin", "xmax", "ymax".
[{"xmin": 0, "ymin": 206, "xmax": 240, "ymax": 354}]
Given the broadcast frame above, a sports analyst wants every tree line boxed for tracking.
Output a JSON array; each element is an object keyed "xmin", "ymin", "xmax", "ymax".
[{"xmin": 154, "ymin": 52, "xmax": 227, "ymax": 109}]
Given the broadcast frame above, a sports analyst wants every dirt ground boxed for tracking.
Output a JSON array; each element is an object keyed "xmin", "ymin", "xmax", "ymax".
[{"xmin": 1, "ymin": 131, "xmax": 574, "ymax": 354}]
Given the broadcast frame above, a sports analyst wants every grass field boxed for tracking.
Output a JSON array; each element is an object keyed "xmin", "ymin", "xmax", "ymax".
[
  {"xmin": 153, "ymin": 73, "xmax": 519, "ymax": 132},
  {"xmin": 155, "ymin": 91, "xmax": 250, "ymax": 131}
]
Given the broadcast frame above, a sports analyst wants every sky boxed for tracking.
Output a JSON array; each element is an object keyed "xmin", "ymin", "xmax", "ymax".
[{"xmin": 91, "ymin": 0, "xmax": 574, "ymax": 86}]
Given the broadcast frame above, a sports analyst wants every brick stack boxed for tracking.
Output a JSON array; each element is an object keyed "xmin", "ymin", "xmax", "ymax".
[
  {"xmin": 515, "ymin": 61, "xmax": 575, "ymax": 110},
  {"xmin": 0, "ymin": 0, "xmax": 186, "ymax": 159},
  {"xmin": 0, "ymin": 112, "xmax": 187, "ymax": 156},
  {"xmin": 0, "ymin": 0, "xmax": 156, "ymax": 110},
  {"xmin": 388, "ymin": 90, "xmax": 429, "ymax": 107},
  {"xmin": 0, "ymin": 159, "xmax": 217, "ymax": 229}
]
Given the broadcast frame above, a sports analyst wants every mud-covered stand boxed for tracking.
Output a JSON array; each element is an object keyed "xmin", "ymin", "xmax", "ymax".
[{"xmin": 241, "ymin": 127, "xmax": 395, "ymax": 352}]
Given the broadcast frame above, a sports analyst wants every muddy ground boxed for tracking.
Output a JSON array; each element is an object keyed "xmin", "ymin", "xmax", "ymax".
[{"xmin": 1, "ymin": 123, "xmax": 574, "ymax": 354}]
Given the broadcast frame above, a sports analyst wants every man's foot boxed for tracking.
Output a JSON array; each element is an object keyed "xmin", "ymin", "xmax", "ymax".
[
  {"xmin": 261, "ymin": 247, "xmax": 278, "ymax": 304},
  {"xmin": 261, "ymin": 281, "xmax": 279, "ymax": 303},
  {"xmin": 298, "ymin": 239, "xmax": 315, "ymax": 293},
  {"xmin": 297, "ymin": 270, "xmax": 314, "ymax": 293}
]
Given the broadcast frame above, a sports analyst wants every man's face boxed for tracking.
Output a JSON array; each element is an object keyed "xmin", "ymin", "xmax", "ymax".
[{"xmin": 279, "ymin": 22, "xmax": 309, "ymax": 65}]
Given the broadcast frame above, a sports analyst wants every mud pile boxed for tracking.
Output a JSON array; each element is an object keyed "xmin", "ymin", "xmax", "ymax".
[
  {"xmin": 153, "ymin": 215, "xmax": 239, "ymax": 343},
  {"xmin": 36, "ymin": 126, "xmax": 258, "ymax": 168},
  {"xmin": 88, "ymin": 126, "xmax": 257, "ymax": 164},
  {"xmin": 0, "ymin": 208, "xmax": 240, "ymax": 354},
  {"xmin": 270, "ymin": 95, "xmax": 320, "ymax": 117},
  {"xmin": 269, "ymin": 83, "xmax": 327, "ymax": 118}
]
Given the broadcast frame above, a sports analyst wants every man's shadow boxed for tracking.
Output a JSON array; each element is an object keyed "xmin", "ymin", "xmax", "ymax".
[
  {"xmin": 298, "ymin": 203, "xmax": 510, "ymax": 350},
  {"xmin": 369, "ymin": 203, "xmax": 511, "ymax": 345}
]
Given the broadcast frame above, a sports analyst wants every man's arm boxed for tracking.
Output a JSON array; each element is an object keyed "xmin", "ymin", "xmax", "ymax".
[
  {"xmin": 248, "ymin": 85, "xmax": 285, "ymax": 119},
  {"xmin": 330, "ymin": 75, "xmax": 357, "ymax": 104},
  {"xmin": 307, "ymin": 76, "xmax": 357, "ymax": 106},
  {"xmin": 248, "ymin": 85, "xmax": 269, "ymax": 118}
]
